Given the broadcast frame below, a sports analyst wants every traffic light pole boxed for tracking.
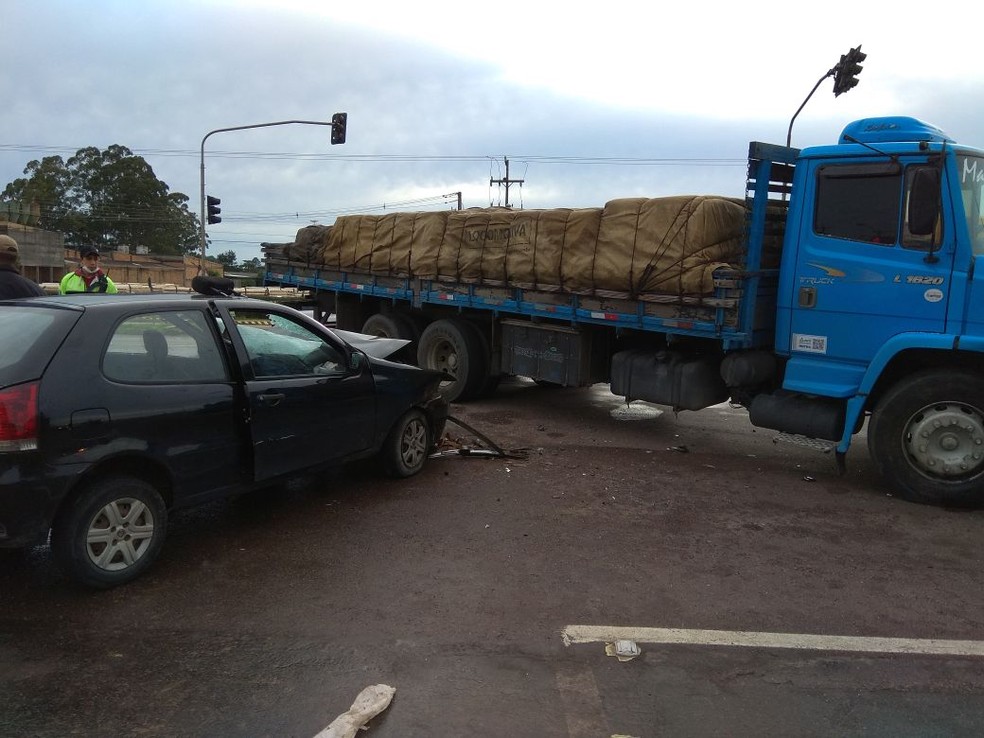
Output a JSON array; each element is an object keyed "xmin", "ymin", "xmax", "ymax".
[
  {"xmin": 198, "ymin": 117, "xmax": 345, "ymax": 274},
  {"xmin": 785, "ymin": 46, "xmax": 864, "ymax": 148}
]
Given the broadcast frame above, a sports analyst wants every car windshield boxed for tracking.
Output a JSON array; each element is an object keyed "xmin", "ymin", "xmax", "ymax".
[{"xmin": 0, "ymin": 305, "xmax": 81, "ymax": 387}]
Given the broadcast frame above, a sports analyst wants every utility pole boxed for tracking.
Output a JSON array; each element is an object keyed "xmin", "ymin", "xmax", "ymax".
[{"xmin": 490, "ymin": 157, "xmax": 524, "ymax": 208}]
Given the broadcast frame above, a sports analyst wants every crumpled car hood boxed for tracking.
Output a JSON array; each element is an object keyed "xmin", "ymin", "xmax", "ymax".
[{"xmin": 329, "ymin": 328, "xmax": 410, "ymax": 360}]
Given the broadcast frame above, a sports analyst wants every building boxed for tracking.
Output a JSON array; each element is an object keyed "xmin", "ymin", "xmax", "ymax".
[
  {"xmin": 69, "ymin": 247, "xmax": 224, "ymax": 289},
  {"xmin": 1, "ymin": 223, "xmax": 65, "ymax": 284},
  {"xmin": 0, "ymin": 224, "xmax": 225, "ymax": 290},
  {"xmin": 2, "ymin": 202, "xmax": 224, "ymax": 289}
]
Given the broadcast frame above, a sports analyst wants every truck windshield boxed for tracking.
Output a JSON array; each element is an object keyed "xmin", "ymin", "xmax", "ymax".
[{"xmin": 957, "ymin": 154, "xmax": 984, "ymax": 255}]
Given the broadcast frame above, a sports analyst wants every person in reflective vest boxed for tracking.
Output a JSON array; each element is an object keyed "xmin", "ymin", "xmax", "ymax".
[{"xmin": 59, "ymin": 245, "xmax": 118, "ymax": 294}]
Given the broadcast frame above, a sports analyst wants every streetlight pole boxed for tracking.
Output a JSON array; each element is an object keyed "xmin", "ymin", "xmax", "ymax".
[{"xmin": 199, "ymin": 117, "xmax": 345, "ymax": 274}]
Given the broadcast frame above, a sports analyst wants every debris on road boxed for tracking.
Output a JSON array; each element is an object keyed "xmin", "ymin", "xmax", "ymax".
[
  {"xmin": 605, "ymin": 640, "xmax": 642, "ymax": 662},
  {"xmin": 429, "ymin": 415, "xmax": 530, "ymax": 460},
  {"xmin": 313, "ymin": 683, "xmax": 396, "ymax": 738}
]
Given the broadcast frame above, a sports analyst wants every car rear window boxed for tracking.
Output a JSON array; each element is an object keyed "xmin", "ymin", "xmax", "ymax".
[{"xmin": 0, "ymin": 305, "xmax": 81, "ymax": 387}]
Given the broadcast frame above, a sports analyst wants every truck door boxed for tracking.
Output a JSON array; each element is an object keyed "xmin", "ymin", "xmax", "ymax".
[
  {"xmin": 221, "ymin": 306, "xmax": 377, "ymax": 482},
  {"xmin": 779, "ymin": 158, "xmax": 953, "ymax": 396},
  {"xmin": 955, "ymin": 153, "xmax": 984, "ymax": 337}
]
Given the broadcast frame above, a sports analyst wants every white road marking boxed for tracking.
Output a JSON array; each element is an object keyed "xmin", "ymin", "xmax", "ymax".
[{"xmin": 562, "ymin": 625, "xmax": 984, "ymax": 657}]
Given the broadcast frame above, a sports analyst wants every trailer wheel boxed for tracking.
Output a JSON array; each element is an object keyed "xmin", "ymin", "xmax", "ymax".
[
  {"xmin": 361, "ymin": 313, "xmax": 413, "ymax": 339},
  {"xmin": 868, "ymin": 369, "xmax": 984, "ymax": 507},
  {"xmin": 417, "ymin": 318, "xmax": 488, "ymax": 402},
  {"xmin": 362, "ymin": 313, "xmax": 419, "ymax": 363}
]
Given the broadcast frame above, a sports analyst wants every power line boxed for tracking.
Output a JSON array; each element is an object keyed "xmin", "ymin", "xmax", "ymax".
[{"xmin": 0, "ymin": 143, "xmax": 744, "ymax": 167}]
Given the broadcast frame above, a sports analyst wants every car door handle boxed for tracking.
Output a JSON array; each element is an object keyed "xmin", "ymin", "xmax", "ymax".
[{"xmin": 258, "ymin": 391, "xmax": 286, "ymax": 407}]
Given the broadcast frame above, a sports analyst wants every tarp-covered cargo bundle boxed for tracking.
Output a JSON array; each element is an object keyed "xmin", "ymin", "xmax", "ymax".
[{"xmin": 293, "ymin": 195, "xmax": 749, "ymax": 296}]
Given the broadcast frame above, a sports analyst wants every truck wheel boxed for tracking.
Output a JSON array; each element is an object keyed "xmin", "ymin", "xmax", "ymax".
[
  {"xmin": 362, "ymin": 313, "xmax": 420, "ymax": 364},
  {"xmin": 362, "ymin": 313, "xmax": 414, "ymax": 340},
  {"xmin": 417, "ymin": 319, "xmax": 489, "ymax": 402},
  {"xmin": 868, "ymin": 370, "xmax": 984, "ymax": 507},
  {"xmin": 51, "ymin": 476, "xmax": 168, "ymax": 588},
  {"xmin": 381, "ymin": 409, "xmax": 431, "ymax": 478}
]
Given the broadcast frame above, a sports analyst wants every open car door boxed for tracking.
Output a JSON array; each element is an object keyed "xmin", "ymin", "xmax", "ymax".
[{"xmin": 220, "ymin": 305, "xmax": 377, "ymax": 482}]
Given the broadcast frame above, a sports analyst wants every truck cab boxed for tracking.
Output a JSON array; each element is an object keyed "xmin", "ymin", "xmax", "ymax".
[{"xmin": 763, "ymin": 116, "xmax": 984, "ymax": 505}]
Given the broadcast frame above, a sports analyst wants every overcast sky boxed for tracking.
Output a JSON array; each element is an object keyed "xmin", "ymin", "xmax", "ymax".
[{"xmin": 3, "ymin": 0, "xmax": 983, "ymax": 264}]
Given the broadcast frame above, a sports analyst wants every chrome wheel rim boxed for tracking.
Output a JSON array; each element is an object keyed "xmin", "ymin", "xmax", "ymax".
[
  {"xmin": 400, "ymin": 418, "xmax": 428, "ymax": 469},
  {"xmin": 85, "ymin": 497, "xmax": 156, "ymax": 571},
  {"xmin": 905, "ymin": 401, "xmax": 984, "ymax": 480}
]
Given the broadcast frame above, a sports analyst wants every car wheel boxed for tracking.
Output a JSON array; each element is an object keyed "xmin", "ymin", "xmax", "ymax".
[
  {"xmin": 51, "ymin": 476, "xmax": 168, "ymax": 588},
  {"xmin": 381, "ymin": 409, "xmax": 431, "ymax": 478},
  {"xmin": 417, "ymin": 318, "xmax": 489, "ymax": 402},
  {"xmin": 868, "ymin": 369, "xmax": 984, "ymax": 507}
]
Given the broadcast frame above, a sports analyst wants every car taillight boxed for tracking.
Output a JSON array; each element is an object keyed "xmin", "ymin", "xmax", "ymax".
[{"xmin": 0, "ymin": 381, "xmax": 39, "ymax": 452}]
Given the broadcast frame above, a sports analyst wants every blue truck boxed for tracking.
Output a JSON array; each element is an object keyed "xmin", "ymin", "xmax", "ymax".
[{"xmin": 264, "ymin": 116, "xmax": 984, "ymax": 507}]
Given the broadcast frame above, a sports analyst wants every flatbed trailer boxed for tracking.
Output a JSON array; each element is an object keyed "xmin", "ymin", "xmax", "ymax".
[{"xmin": 264, "ymin": 141, "xmax": 794, "ymax": 392}]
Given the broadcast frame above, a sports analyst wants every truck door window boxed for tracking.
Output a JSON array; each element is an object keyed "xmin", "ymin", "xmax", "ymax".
[
  {"xmin": 814, "ymin": 163, "xmax": 902, "ymax": 245},
  {"xmin": 901, "ymin": 165, "xmax": 943, "ymax": 251},
  {"xmin": 958, "ymin": 154, "xmax": 984, "ymax": 256}
]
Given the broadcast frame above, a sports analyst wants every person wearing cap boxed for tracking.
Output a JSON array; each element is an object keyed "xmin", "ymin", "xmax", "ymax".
[
  {"xmin": 0, "ymin": 234, "xmax": 44, "ymax": 299},
  {"xmin": 59, "ymin": 245, "xmax": 118, "ymax": 294}
]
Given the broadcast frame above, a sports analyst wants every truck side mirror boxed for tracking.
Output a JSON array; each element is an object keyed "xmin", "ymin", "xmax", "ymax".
[{"xmin": 908, "ymin": 168, "xmax": 941, "ymax": 237}]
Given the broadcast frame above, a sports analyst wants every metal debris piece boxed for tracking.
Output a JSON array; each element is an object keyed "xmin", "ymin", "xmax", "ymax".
[{"xmin": 428, "ymin": 415, "xmax": 531, "ymax": 460}]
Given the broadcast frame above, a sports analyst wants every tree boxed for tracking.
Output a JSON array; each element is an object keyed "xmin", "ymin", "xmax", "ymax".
[
  {"xmin": 215, "ymin": 250, "xmax": 239, "ymax": 267},
  {"xmin": 2, "ymin": 145, "xmax": 201, "ymax": 255}
]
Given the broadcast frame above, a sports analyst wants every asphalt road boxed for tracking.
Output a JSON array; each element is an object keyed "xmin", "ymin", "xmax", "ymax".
[{"xmin": 3, "ymin": 379, "xmax": 984, "ymax": 737}]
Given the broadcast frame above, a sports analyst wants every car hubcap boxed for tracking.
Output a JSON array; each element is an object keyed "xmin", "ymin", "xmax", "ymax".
[
  {"xmin": 85, "ymin": 498, "xmax": 155, "ymax": 571},
  {"xmin": 905, "ymin": 401, "xmax": 984, "ymax": 479},
  {"xmin": 401, "ymin": 419, "xmax": 427, "ymax": 468}
]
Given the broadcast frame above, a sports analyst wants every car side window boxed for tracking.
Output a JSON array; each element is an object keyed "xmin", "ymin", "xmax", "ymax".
[
  {"xmin": 104, "ymin": 310, "xmax": 230, "ymax": 383},
  {"xmin": 229, "ymin": 309, "xmax": 346, "ymax": 378}
]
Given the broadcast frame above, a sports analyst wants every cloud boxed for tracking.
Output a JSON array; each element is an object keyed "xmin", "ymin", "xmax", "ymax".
[{"xmin": 2, "ymin": 0, "xmax": 982, "ymax": 263}]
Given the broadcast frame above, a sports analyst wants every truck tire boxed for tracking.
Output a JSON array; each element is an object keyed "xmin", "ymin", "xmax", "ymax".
[
  {"xmin": 51, "ymin": 476, "xmax": 168, "ymax": 588},
  {"xmin": 868, "ymin": 369, "xmax": 984, "ymax": 507},
  {"xmin": 362, "ymin": 313, "xmax": 419, "ymax": 364},
  {"xmin": 362, "ymin": 313, "xmax": 415, "ymax": 340},
  {"xmin": 418, "ymin": 318, "xmax": 489, "ymax": 402},
  {"xmin": 380, "ymin": 409, "xmax": 431, "ymax": 478}
]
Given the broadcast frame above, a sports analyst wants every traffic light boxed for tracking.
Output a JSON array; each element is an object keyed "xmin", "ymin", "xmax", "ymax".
[
  {"xmin": 833, "ymin": 45, "xmax": 866, "ymax": 96},
  {"xmin": 331, "ymin": 112, "xmax": 347, "ymax": 145},
  {"xmin": 206, "ymin": 195, "xmax": 222, "ymax": 224}
]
